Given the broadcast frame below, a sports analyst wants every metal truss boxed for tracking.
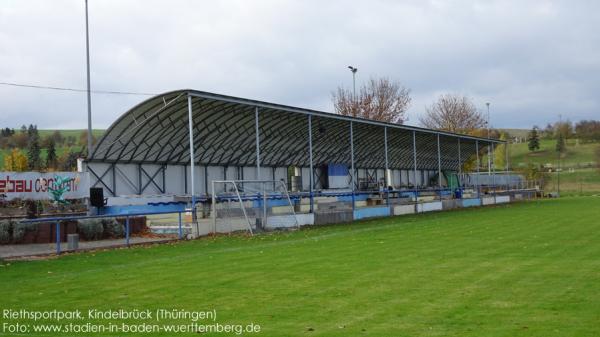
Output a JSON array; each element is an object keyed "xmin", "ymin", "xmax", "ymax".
[{"xmin": 89, "ymin": 90, "xmax": 504, "ymax": 195}]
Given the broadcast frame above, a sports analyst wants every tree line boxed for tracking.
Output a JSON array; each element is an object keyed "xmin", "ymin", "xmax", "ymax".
[
  {"xmin": 1, "ymin": 125, "xmax": 96, "ymax": 172},
  {"xmin": 532, "ymin": 120, "xmax": 600, "ymax": 143},
  {"xmin": 527, "ymin": 120, "xmax": 600, "ymax": 153},
  {"xmin": 332, "ymin": 77, "xmax": 598, "ymax": 145},
  {"xmin": 332, "ymin": 76, "xmax": 598, "ymax": 178},
  {"xmin": 332, "ymin": 77, "xmax": 493, "ymax": 136}
]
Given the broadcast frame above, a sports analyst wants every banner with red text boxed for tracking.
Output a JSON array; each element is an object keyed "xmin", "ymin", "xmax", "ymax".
[{"xmin": 0, "ymin": 172, "xmax": 90, "ymax": 201}]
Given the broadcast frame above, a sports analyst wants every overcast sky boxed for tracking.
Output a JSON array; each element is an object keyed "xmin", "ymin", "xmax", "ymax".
[{"xmin": 0, "ymin": 0, "xmax": 598, "ymax": 130}]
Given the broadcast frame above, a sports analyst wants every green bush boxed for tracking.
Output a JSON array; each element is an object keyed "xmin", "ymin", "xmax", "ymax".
[
  {"xmin": 102, "ymin": 218, "xmax": 124, "ymax": 238},
  {"xmin": 0, "ymin": 220, "xmax": 12, "ymax": 244},
  {"xmin": 77, "ymin": 219, "xmax": 104, "ymax": 240},
  {"xmin": 12, "ymin": 222, "xmax": 36, "ymax": 243}
]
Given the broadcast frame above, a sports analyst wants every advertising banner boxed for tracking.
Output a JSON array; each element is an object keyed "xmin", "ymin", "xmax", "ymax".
[{"xmin": 0, "ymin": 172, "xmax": 90, "ymax": 201}]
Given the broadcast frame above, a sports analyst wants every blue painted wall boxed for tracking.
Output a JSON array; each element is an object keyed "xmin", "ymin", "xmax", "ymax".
[
  {"xmin": 353, "ymin": 206, "xmax": 390, "ymax": 220},
  {"xmin": 99, "ymin": 202, "xmax": 186, "ymax": 215},
  {"xmin": 462, "ymin": 198, "xmax": 481, "ymax": 207}
]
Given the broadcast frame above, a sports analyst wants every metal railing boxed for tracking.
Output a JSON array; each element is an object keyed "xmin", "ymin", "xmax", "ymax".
[{"xmin": 18, "ymin": 209, "xmax": 188, "ymax": 255}]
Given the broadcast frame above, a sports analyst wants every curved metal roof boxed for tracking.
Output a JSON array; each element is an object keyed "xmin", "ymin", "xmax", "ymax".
[{"xmin": 90, "ymin": 89, "xmax": 502, "ymax": 170}]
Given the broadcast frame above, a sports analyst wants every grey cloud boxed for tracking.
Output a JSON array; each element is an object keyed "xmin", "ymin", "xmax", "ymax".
[{"xmin": 0, "ymin": 0, "xmax": 598, "ymax": 130}]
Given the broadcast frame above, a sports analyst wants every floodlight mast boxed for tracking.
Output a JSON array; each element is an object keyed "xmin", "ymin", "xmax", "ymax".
[
  {"xmin": 85, "ymin": 0, "xmax": 93, "ymax": 158},
  {"xmin": 486, "ymin": 102, "xmax": 491, "ymax": 175},
  {"xmin": 348, "ymin": 66, "xmax": 357, "ymax": 101}
]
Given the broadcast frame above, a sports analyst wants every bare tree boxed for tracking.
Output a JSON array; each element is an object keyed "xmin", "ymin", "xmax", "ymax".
[
  {"xmin": 420, "ymin": 94, "xmax": 486, "ymax": 133},
  {"xmin": 332, "ymin": 78, "xmax": 411, "ymax": 124}
]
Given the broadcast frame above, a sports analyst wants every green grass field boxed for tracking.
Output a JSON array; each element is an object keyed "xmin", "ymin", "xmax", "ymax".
[
  {"xmin": 1, "ymin": 197, "xmax": 599, "ymax": 336},
  {"xmin": 507, "ymin": 139, "xmax": 600, "ymax": 195}
]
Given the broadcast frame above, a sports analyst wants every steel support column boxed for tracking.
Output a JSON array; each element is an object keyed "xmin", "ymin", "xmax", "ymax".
[
  {"xmin": 413, "ymin": 131, "xmax": 418, "ymax": 202},
  {"xmin": 492, "ymin": 143, "xmax": 496, "ymax": 201},
  {"xmin": 476, "ymin": 140, "xmax": 480, "ymax": 198},
  {"xmin": 162, "ymin": 164, "xmax": 166, "ymax": 193},
  {"xmin": 384, "ymin": 127, "xmax": 390, "ymax": 207},
  {"xmin": 505, "ymin": 140, "xmax": 510, "ymax": 191},
  {"xmin": 183, "ymin": 165, "xmax": 187, "ymax": 194},
  {"xmin": 186, "ymin": 94, "xmax": 197, "ymax": 226},
  {"xmin": 457, "ymin": 138, "xmax": 461, "ymax": 189},
  {"xmin": 255, "ymin": 106, "xmax": 261, "ymax": 179},
  {"xmin": 112, "ymin": 164, "xmax": 116, "ymax": 197},
  {"xmin": 350, "ymin": 121, "xmax": 355, "ymax": 211},
  {"xmin": 138, "ymin": 164, "xmax": 142, "ymax": 195},
  {"xmin": 204, "ymin": 166, "xmax": 208, "ymax": 196},
  {"xmin": 308, "ymin": 115, "xmax": 314, "ymax": 213},
  {"xmin": 437, "ymin": 133, "xmax": 442, "ymax": 201},
  {"xmin": 488, "ymin": 139, "xmax": 492, "ymax": 175}
]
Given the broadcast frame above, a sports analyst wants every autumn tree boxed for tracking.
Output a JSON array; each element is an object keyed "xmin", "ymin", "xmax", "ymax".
[
  {"xmin": 3, "ymin": 148, "xmax": 28, "ymax": 171},
  {"xmin": 78, "ymin": 130, "xmax": 97, "ymax": 155},
  {"xmin": 11, "ymin": 132, "xmax": 28, "ymax": 148},
  {"xmin": 575, "ymin": 120, "xmax": 600, "ymax": 143},
  {"xmin": 58, "ymin": 148, "xmax": 82, "ymax": 171},
  {"xmin": 332, "ymin": 77, "xmax": 411, "ymax": 124},
  {"xmin": 554, "ymin": 120, "xmax": 573, "ymax": 139},
  {"xmin": 420, "ymin": 94, "xmax": 486, "ymax": 134}
]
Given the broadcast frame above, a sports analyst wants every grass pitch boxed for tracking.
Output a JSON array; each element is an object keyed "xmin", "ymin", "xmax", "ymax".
[{"xmin": 1, "ymin": 197, "xmax": 599, "ymax": 336}]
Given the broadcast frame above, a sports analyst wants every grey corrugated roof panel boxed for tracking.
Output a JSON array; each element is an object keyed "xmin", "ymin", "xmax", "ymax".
[{"xmin": 89, "ymin": 89, "xmax": 503, "ymax": 170}]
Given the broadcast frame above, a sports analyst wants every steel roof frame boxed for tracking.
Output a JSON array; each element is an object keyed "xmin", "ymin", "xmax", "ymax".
[{"xmin": 89, "ymin": 89, "xmax": 503, "ymax": 170}]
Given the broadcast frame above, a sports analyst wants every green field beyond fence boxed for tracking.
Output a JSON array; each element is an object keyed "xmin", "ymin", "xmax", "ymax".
[
  {"xmin": 1, "ymin": 197, "xmax": 599, "ymax": 336},
  {"xmin": 510, "ymin": 139, "xmax": 598, "ymax": 168}
]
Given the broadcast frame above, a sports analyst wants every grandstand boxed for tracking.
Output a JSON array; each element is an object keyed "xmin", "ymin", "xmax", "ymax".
[{"xmin": 83, "ymin": 89, "xmax": 535, "ymax": 236}]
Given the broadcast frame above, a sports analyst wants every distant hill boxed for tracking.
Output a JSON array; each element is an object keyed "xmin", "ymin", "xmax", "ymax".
[{"xmin": 37, "ymin": 129, "xmax": 105, "ymax": 138}]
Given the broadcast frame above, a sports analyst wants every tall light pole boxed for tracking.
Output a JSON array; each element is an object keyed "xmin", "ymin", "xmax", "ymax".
[
  {"xmin": 557, "ymin": 114, "xmax": 562, "ymax": 196},
  {"xmin": 486, "ymin": 102, "xmax": 491, "ymax": 174},
  {"xmin": 348, "ymin": 66, "xmax": 357, "ymax": 101},
  {"xmin": 85, "ymin": 0, "xmax": 93, "ymax": 158}
]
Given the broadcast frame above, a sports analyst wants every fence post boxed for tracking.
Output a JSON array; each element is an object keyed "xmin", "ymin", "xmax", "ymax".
[
  {"xmin": 125, "ymin": 216, "xmax": 130, "ymax": 247},
  {"xmin": 55, "ymin": 221, "xmax": 61, "ymax": 255},
  {"xmin": 262, "ymin": 183, "xmax": 267, "ymax": 228},
  {"xmin": 178, "ymin": 212, "xmax": 183, "ymax": 239}
]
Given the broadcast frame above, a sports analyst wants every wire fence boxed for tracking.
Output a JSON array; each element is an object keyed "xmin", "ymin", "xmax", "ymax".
[{"xmin": 1, "ymin": 177, "xmax": 543, "ymax": 259}]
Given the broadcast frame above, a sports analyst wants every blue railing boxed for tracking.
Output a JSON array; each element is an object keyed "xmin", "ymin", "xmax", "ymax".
[{"xmin": 19, "ymin": 209, "xmax": 188, "ymax": 255}]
